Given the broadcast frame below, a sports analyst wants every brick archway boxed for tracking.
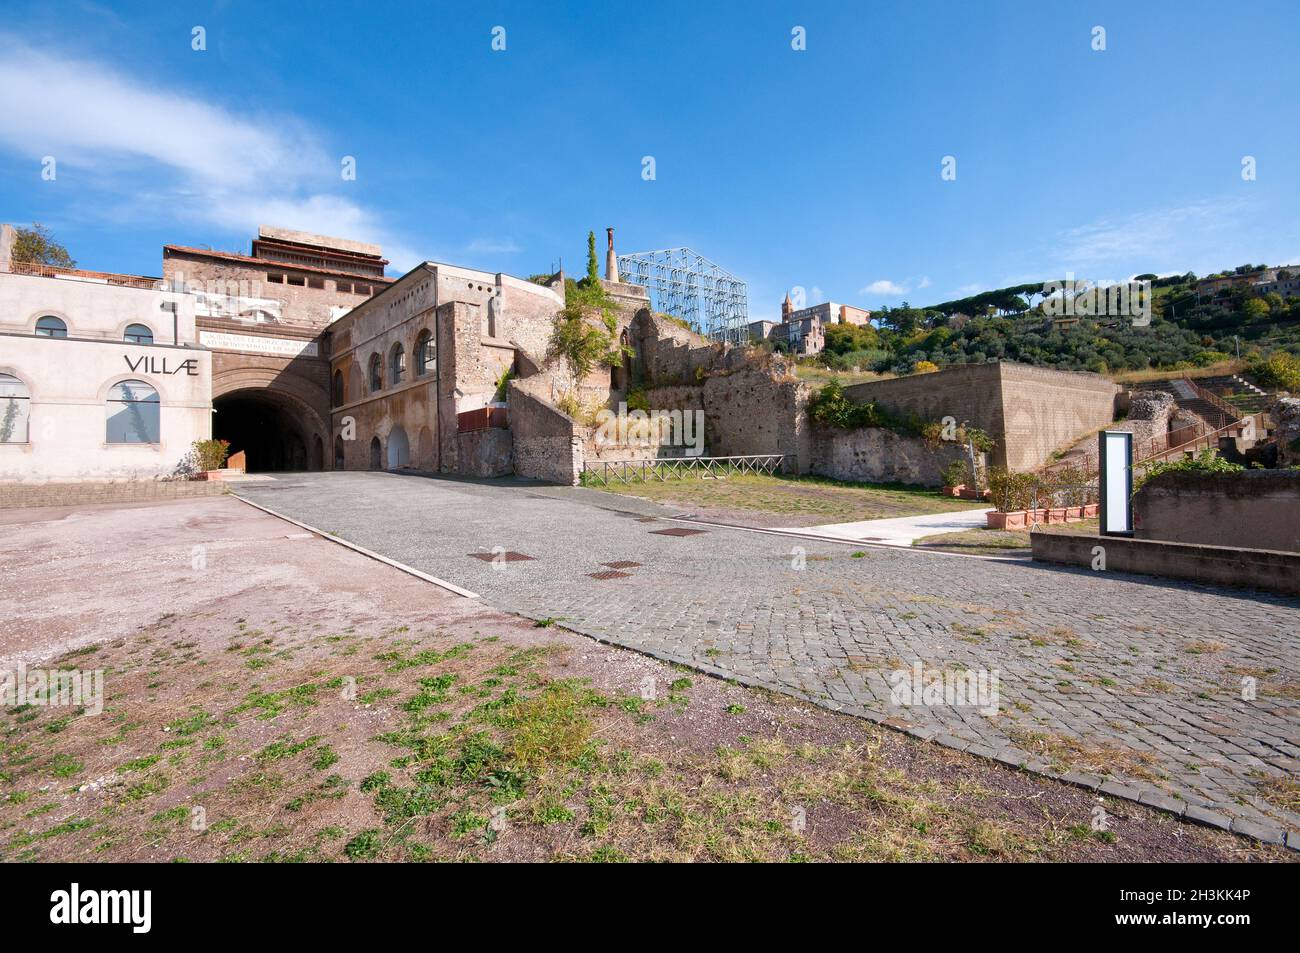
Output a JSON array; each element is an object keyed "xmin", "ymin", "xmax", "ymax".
[{"xmin": 210, "ymin": 364, "xmax": 331, "ymax": 472}]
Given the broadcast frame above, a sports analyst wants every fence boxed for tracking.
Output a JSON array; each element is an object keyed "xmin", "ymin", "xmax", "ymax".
[{"xmin": 582, "ymin": 453, "xmax": 786, "ymax": 485}]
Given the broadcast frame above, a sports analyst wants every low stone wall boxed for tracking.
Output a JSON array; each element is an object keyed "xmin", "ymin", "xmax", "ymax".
[
  {"xmin": 812, "ymin": 426, "xmax": 972, "ymax": 487},
  {"xmin": 1031, "ymin": 531, "xmax": 1300, "ymax": 597},
  {"xmin": 507, "ymin": 379, "xmax": 583, "ymax": 485},
  {"xmin": 1134, "ymin": 469, "xmax": 1300, "ymax": 553},
  {"xmin": 0, "ymin": 480, "xmax": 229, "ymax": 509},
  {"xmin": 455, "ymin": 428, "xmax": 513, "ymax": 478}
]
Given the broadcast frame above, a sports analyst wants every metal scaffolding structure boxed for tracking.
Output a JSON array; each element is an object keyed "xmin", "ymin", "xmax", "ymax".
[{"xmin": 616, "ymin": 248, "xmax": 749, "ymax": 343}]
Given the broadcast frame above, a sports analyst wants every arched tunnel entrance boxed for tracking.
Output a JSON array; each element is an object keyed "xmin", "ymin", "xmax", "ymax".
[{"xmin": 212, "ymin": 389, "xmax": 323, "ymax": 473}]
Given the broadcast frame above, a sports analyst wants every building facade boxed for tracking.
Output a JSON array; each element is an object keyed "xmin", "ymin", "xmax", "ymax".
[
  {"xmin": 162, "ymin": 226, "xmax": 396, "ymax": 472},
  {"xmin": 327, "ymin": 263, "xmax": 567, "ymax": 476},
  {"xmin": 0, "ymin": 261, "xmax": 212, "ymax": 481},
  {"xmin": 760, "ymin": 295, "xmax": 872, "ymax": 355}
]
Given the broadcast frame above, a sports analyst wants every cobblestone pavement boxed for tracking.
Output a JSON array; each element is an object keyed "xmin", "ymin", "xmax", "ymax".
[{"xmin": 235, "ymin": 472, "xmax": 1300, "ymax": 843}]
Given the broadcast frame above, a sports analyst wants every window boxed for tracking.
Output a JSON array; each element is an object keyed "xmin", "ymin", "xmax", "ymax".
[
  {"xmin": 415, "ymin": 329, "xmax": 435, "ymax": 377},
  {"xmin": 335, "ymin": 281, "xmax": 353, "ymax": 294},
  {"xmin": 105, "ymin": 380, "xmax": 160, "ymax": 444},
  {"xmin": 287, "ymin": 275, "xmax": 306, "ymax": 287},
  {"xmin": 390, "ymin": 342, "xmax": 406, "ymax": 385},
  {"xmin": 307, "ymin": 277, "xmax": 324, "ymax": 290},
  {"xmin": 124, "ymin": 323, "xmax": 154, "ymax": 344},
  {"xmin": 368, "ymin": 353, "xmax": 383, "ymax": 392},
  {"xmin": 35, "ymin": 316, "xmax": 67, "ymax": 338},
  {"xmin": 266, "ymin": 273, "xmax": 286, "ymax": 284},
  {"xmin": 0, "ymin": 374, "xmax": 30, "ymax": 443},
  {"xmin": 332, "ymin": 369, "xmax": 345, "ymax": 406}
]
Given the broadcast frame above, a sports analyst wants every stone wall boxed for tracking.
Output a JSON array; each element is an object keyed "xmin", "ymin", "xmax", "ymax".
[
  {"xmin": 1273, "ymin": 397, "xmax": 1300, "ymax": 466},
  {"xmin": 813, "ymin": 427, "xmax": 973, "ymax": 487},
  {"xmin": 508, "ymin": 377, "xmax": 584, "ymax": 485},
  {"xmin": 1031, "ymin": 531, "xmax": 1300, "ymax": 597},
  {"xmin": 844, "ymin": 361, "xmax": 1119, "ymax": 471},
  {"xmin": 703, "ymin": 360, "xmax": 812, "ymax": 473},
  {"xmin": 999, "ymin": 363, "xmax": 1122, "ymax": 471},
  {"xmin": 0, "ymin": 480, "xmax": 228, "ymax": 509},
  {"xmin": 1134, "ymin": 469, "xmax": 1300, "ymax": 553}
]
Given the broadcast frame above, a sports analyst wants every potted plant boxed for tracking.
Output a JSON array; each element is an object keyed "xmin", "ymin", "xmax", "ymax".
[
  {"xmin": 193, "ymin": 438, "xmax": 231, "ymax": 480},
  {"xmin": 940, "ymin": 460, "xmax": 968, "ymax": 497},
  {"xmin": 985, "ymin": 468, "xmax": 1038, "ymax": 529}
]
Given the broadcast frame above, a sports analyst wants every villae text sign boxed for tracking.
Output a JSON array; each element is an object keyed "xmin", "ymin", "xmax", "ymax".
[
  {"xmin": 198, "ymin": 330, "xmax": 319, "ymax": 358},
  {"xmin": 123, "ymin": 354, "xmax": 199, "ymax": 376}
]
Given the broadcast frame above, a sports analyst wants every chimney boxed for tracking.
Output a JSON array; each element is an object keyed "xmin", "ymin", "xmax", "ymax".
[
  {"xmin": 0, "ymin": 224, "xmax": 15, "ymax": 273},
  {"xmin": 605, "ymin": 227, "xmax": 618, "ymax": 282}
]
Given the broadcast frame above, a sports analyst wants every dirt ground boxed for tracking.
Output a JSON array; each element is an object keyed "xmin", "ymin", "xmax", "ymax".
[{"xmin": 0, "ymin": 496, "xmax": 1289, "ymax": 862}]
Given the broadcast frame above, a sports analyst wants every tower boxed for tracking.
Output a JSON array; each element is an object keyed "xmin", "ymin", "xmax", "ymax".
[
  {"xmin": 782, "ymin": 291, "xmax": 793, "ymax": 321},
  {"xmin": 605, "ymin": 228, "xmax": 618, "ymax": 282}
]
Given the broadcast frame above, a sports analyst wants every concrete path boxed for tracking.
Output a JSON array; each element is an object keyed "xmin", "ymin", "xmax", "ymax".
[
  {"xmin": 776, "ymin": 507, "xmax": 997, "ymax": 547},
  {"xmin": 228, "ymin": 471, "xmax": 1300, "ymax": 845}
]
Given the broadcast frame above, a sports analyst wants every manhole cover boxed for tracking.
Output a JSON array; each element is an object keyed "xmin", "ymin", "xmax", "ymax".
[
  {"xmin": 467, "ymin": 551, "xmax": 536, "ymax": 562},
  {"xmin": 587, "ymin": 570, "xmax": 631, "ymax": 580},
  {"xmin": 602, "ymin": 560, "xmax": 642, "ymax": 569},
  {"xmin": 650, "ymin": 527, "xmax": 708, "ymax": 537}
]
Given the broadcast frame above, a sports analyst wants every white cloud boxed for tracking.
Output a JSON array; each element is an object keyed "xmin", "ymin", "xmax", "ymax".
[
  {"xmin": 1050, "ymin": 197, "xmax": 1272, "ymax": 277},
  {"xmin": 0, "ymin": 36, "xmax": 414, "ymax": 270},
  {"xmin": 859, "ymin": 279, "xmax": 907, "ymax": 296}
]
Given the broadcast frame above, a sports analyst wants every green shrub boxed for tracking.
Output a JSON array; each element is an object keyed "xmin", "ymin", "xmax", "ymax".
[
  {"xmin": 1136, "ymin": 448, "xmax": 1244, "ymax": 489},
  {"xmin": 192, "ymin": 439, "xmax": 230, "ymax": 472},
  {"xmin": 987, "ymin": 468, "xmax": 1039, "ymax": 512}
]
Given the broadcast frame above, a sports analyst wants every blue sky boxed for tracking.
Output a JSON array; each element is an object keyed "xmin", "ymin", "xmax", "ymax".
[{"xmin": 1, "ymin": 0, "xmax": 1297, "ymax": 320}]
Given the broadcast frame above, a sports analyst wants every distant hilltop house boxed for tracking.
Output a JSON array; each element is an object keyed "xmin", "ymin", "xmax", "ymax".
[
  {"xmin": 747, "ymin": 294, "xmax": 871, "ymax": 356},
  {"xmin": 1196, "ymin": 266, "xmax": 1300, "ymax": 299}
]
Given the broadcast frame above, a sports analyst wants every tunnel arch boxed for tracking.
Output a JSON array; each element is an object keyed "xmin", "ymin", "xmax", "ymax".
[{"xmin": 210, "ymin": 364, "xmax": 330, "ymax": 473}]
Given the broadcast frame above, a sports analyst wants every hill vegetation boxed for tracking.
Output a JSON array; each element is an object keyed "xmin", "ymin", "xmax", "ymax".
[{"xmin": 801, "ymin": 266, "xmax": 1300, "ymax": 385}]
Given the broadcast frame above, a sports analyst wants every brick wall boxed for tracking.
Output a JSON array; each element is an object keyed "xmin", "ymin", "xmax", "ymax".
[
  {"xmin": 844, "ymin": 362, "xmax": 1118, "ymax": 471},
  {"xmin": 0, "ymin": 480, "xmax": 228, "ymax": 509}
]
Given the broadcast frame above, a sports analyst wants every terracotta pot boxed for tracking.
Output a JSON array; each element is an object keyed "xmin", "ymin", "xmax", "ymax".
[
  {"xmin": 1083, "ymin": 503, "xmax": 1099, "ymax": 518},
  {"xmin": 987, "ymin": 510, "xmax": 1028, "ymax": 530},
  {"xmin": 1048, "ymin": 507, "xmax": 1069, "ymax": 523},
  {"xmin": 941, "ymin": 485, "xmax": 965, "ymax": 497}
]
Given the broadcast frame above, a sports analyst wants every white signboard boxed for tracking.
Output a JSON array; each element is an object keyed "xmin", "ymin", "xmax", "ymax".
[
  {"xmin": 1099, "ymin": 430, "xmax": 1133, "ymax": 537},
  {"xmin": 199, "ymin": 330, "xmax": 318, "ymax": 358}
]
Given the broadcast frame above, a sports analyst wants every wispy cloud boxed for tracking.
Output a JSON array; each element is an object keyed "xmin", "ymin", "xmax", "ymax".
[
  {"xmin": 859, "ymin": 279, "xmax": 907, "ymax": 296},
  {"xmin": 0, "ymin": 35, "xmax": 418, "ymax": 271},
  {"xmin": 1050, "ymin": 198, "xmax": 1259, "ymax": 276}
]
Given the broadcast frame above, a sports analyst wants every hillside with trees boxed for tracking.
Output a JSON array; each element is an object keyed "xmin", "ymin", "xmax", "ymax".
[{"xmin": 804, "ymin": 267, "xmax": 1300, "ymax": 387}]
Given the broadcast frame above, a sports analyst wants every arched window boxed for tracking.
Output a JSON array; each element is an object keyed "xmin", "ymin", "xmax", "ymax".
[
  {"xmin": 35, "ymin": 316, "xmax": 67, "ymax": 338},
  {"xmin": 124, "ymin": 324, "xmax": 154, "ymax": 344},
  {"xmin": 331, "ymin": 369, "xmax": 345, "ymax": 406},
  {"xmin": 0, "ymin": 374, "xmax": 31, "ymax": 443},
  {"xmin": 389, "ymin": 342, "xmax": 406, "ymax": 385},
  {"xmin": 368, "ymin": 353, "xmax": 383, "ymax": 392},
  {"xmin": 105, "ymin": 379, "xmax": 160, "ymax": 444},
  {"xmin": 415, "ymin": 329, "xmax": 435, "ymax": 377}
]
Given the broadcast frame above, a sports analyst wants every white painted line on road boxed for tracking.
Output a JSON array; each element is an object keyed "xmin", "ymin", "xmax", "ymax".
[
  {"xmin": 233, "ymin": 494, "xmax": 481, "ymax": 599},
  {"xmin": 657, "ymin": 515, "xmax": 1031, "ymax": 562}
]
